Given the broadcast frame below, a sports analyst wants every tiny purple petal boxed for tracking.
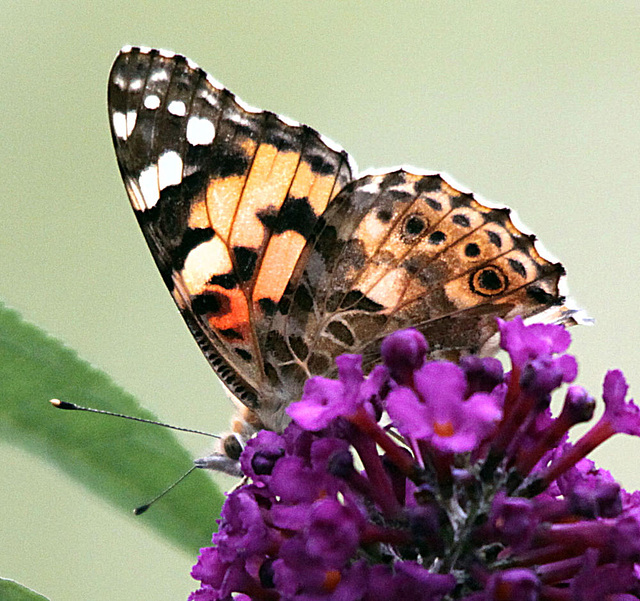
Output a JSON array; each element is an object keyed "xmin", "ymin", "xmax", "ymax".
[
  {"xmin": 191, "ymin": 547, "xmax": 225, "ymax": 588},
  {"xmin": 498, "ymin": 316, "xmax": 572, "ymax": 368},
  {"xmin": 602, "ymin": 370, "xmax": 640, "ymax": 436},
  {"xmin": 520, "ymin": 354, "xmax": 578, "ymax": 396},
  {"xmin": 270, "ymin": 456, "xmax": 326, "ymax": 504},
  {"xmin": 413, "ymin": 361, "xmax": 467, "ymax": 407},
  {"xmin": 288, "ymin": 376, "xmax": 355, "ymax": 430},
  {"xmin": 305, "ymin": 499, "xmax": 362, "ymax": 565},
  {"xmin": 568, "ymin": 478, "xmax": 622, "ymax": 519},
  {"xmin": 386, "ymin": 386, "xmax": 431, "ymax": 439},
  {"xmin": 336, "ymin": 354, "xmax": 365, "ymax": 392}
]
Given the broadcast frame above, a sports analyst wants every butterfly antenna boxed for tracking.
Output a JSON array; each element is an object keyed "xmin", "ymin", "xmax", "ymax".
[
  {"xmin": 49, "ymin": 399, "xmax": 220, "ymax": 439},
  {"xmin": 133, "ymin": 466, "xmax": 197, "ymax": 515}
]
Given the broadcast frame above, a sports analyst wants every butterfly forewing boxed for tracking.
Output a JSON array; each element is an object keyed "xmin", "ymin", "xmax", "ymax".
[{"xmin": 108, "ymin": 47, "xmax": 353, "ymax": 419}]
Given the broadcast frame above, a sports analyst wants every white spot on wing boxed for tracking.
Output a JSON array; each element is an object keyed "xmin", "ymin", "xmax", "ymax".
[
  {"xmin": 144, "ymin": 94, "xmax": 161, "ymax": 110},
  {"xmin": 129, "ymin": 78, "xmax": 143, "ymax": 92},
  {"xmin": 150, "ymin": 69, "xmax": 169, "ymax": 82},
  {"xmin": 186, "ymin": 116, "xmax": 216, "ymax": 145},
  {"xmin": 158, "ymin": 48, "xmax": 175, "ymax": 58},
  {"xmin": 200, "ymin": 89, "xmax": 220, "ymax": 107},
  {"xmin": 112, "ymin": 110, "xmax": 137, "ymax": 140},
  {"xmin": 228, "ymin": 111, "xmax": 251, "ymax": 126},
  {"xmin": 358, "ymin": 179, "xmax": 382, "ymax": 195},
  {"xmin": 138, "ymin": 164, "xmax": 160, "ymax": 209},
  {"xmin": 182, "ymin": 236, "xmax": 232, "ymax": 295},
  {"xmin": 168, "ymin": 100, "xmax": 187, "ymax": 116},
  {"xmin": 158, "ymin": 150, "xmax": 183, "ymax": 190},
  {"xmin": 112, "ymin": 111, "xmax": 127, "ymax": 139},
  {"xmin": 125, "ymin": 111, "xmax": 137, "ymax": 137},
  {"xmin": 112, "ymin": 74, "xmax": 127, "ymax": 89}
]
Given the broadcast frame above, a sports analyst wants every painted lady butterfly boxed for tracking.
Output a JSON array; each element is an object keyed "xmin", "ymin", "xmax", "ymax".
[{"xmin": 108, "ymin": 47, "xmax": 579, "ymax": 474}]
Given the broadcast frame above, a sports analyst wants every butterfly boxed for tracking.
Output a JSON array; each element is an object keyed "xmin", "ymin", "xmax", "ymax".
[{"xmin": 108, "ymin": 46, "xmax": 580, "ymax": 474}]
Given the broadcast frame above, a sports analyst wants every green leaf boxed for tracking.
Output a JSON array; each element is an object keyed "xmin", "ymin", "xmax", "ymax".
[
  {"xmin": 0, "ymin": 302, "xmax": 223, "ymax": 554},
  {"xmin": 0, "ymin": 578, "xmax": 50, "ymax": 601}
]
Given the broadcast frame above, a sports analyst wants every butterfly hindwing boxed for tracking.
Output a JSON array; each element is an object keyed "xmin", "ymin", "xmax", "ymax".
[
  {"xmin": 108, "ymin": 47, "xmax": 353, "ymax": 417},
  {"xmin": 280, "ymin": 170, "xmax": 567, "ymax": 377}
]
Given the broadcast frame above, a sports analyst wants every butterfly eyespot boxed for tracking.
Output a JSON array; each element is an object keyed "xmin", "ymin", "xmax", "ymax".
[
  {"xmin": 452, "ymin": 214, "xmax": 471, "ymax": 228},
  {"xmin": 425, "ymin": 197, "xmax": 443, "ymax": 211},
  {"xmin": 401, "ymin": 213, "xmax": 429, "ymax": 242},
  {"xmin": 376, "ymin": 208, "xmax": 393, "ymax": 223},
  {"xmin": 487, "ymin": 230, "xmax": 502, "ymax": 248},
  {"xmin": 464, "ymin": 242, "xmax": 481, "ymax": 258},
  {"xmin": 428, "ymin": 230, "xmax": 446, "ymax": 245},
  {"xmin": 469, "ymin": 265, "xmax": 508, "ymax": 297},
  {"xmin": 508, "ymin": 258, "xmax": 527, "ymax": 278}
]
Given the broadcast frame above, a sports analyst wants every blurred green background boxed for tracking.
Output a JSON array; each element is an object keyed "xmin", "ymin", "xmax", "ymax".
[{"xmin": 1, "ymin": 1, "xmax": 638, "ymax": 600}]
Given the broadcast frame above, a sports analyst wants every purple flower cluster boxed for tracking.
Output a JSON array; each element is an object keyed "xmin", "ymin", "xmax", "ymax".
[{"xmin": 190, "ymin": 318, "xmax": 640, "ymax": 600}]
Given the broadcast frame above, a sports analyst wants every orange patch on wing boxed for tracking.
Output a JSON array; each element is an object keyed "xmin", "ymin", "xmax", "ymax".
[
  {"xmin": 289, "ymin": 160, "xmax": 317, "ymax": 199},
  {"xmin": 240, "ymin": 137, "xmax": 258, "ymax": 155},
  {"xmin": 230, "ymin": 144, "xmax": 301, "ymax": 249},
  {"xmin": 253, "ymin": 230, "xmax": 307, "ymax": 308},
  {"xmin": 208, "ymin": 286, "xmax": 251, "ymax": 333},
  {"xmin": 188, "ymin": 198, "xmax": 211, "ymax": 229},
  {"xmin": 206, "ymin": 175, "xmax": 246, "ymax": 242},
  {"xmin": 289, "ymin": 159, "xmax": 340, "ymax": 211},
  {"xmin": 308, "ymin": 170, "xmax": 341, "ymax": 215},
  {"xmin": 205, "ymin": 138, "xmax": 258, "ymax": 242}
]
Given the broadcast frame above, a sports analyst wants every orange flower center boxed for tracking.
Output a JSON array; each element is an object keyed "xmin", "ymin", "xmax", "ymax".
[
  {"xmin": 433, "ymin": 420, "xmax": 455, "ymax": 437},
  {"xmin": 323, "ymin": 569, "xmax": 342, "ymax": 592}
]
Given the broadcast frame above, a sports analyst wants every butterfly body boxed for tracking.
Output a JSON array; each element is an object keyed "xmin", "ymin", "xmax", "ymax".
[{"xmin": 108, "ymin": 47, "xmax": 578, "ymax": 469}]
